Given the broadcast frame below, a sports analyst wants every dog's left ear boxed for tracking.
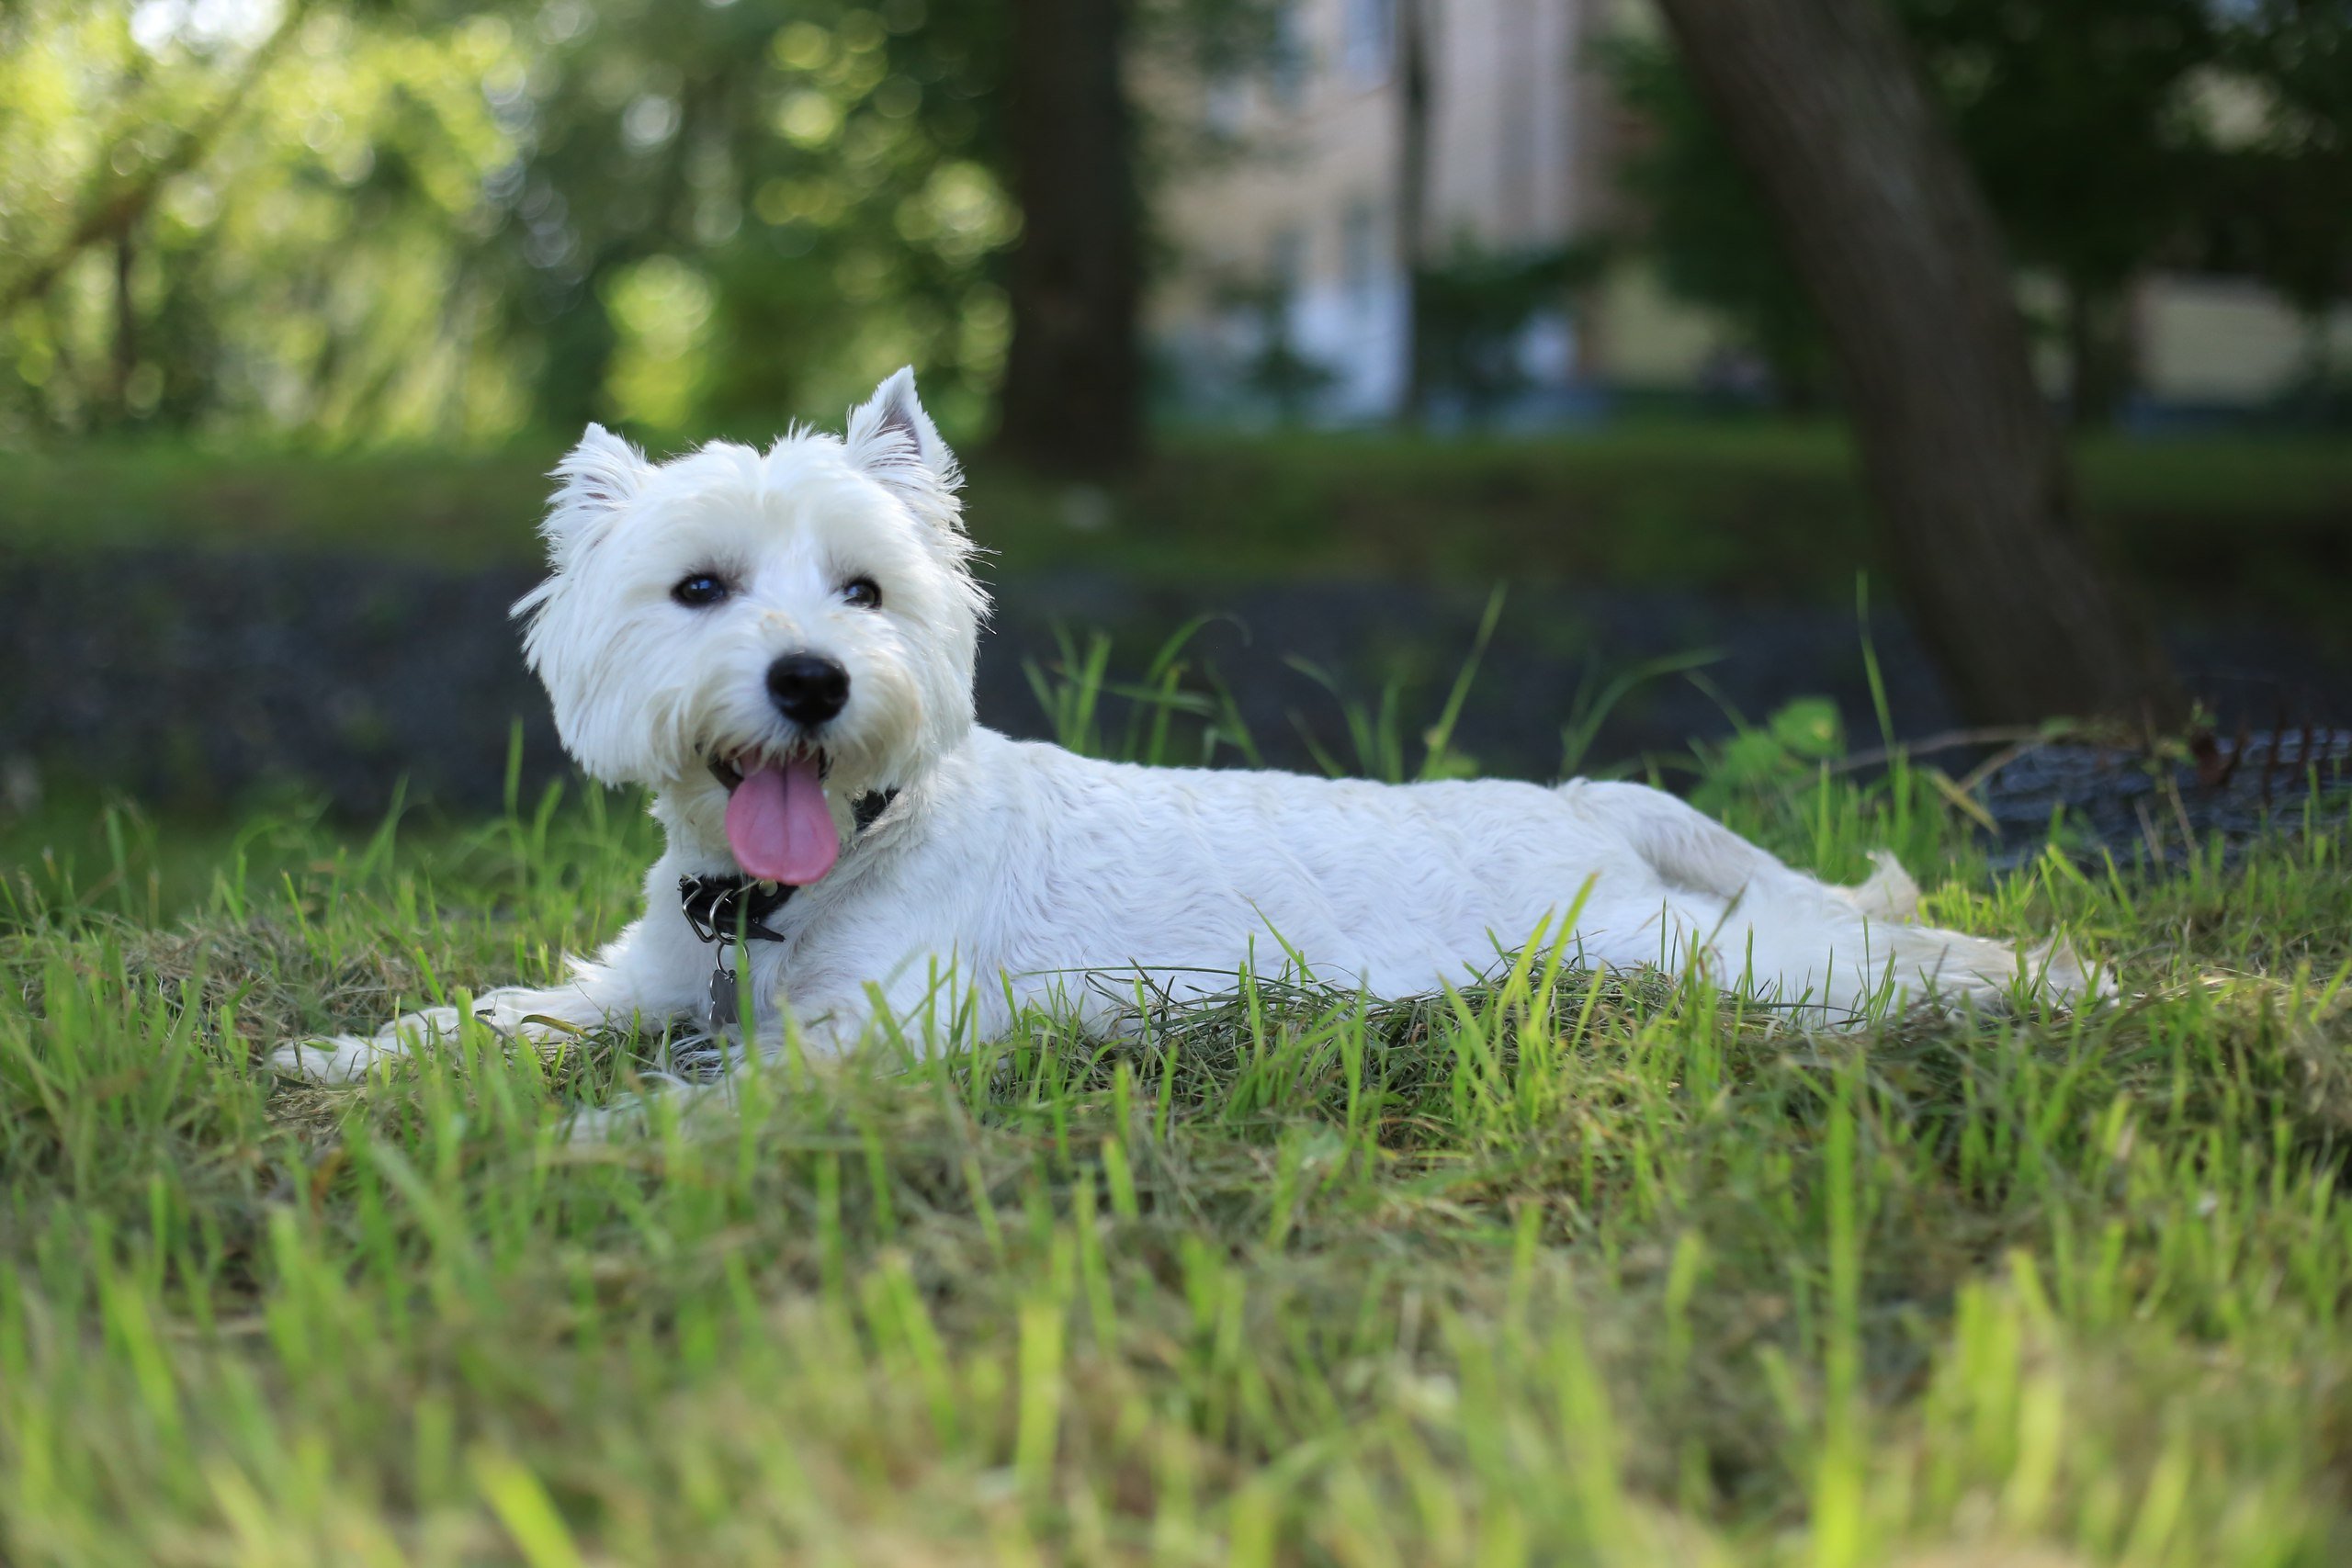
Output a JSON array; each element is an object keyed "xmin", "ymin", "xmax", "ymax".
[{"xmin": 844, "ymin": 367, "xmax": 961, "ymax": 497}]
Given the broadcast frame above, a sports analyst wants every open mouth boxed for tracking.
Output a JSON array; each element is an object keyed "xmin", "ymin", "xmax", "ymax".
[
  {"xmin": 706, "ymin": 748, "xmax": 831, "ymax": 793},
  {"xmin": 707, "ymin": 746, "xmax": 840, "ymax": 886}
]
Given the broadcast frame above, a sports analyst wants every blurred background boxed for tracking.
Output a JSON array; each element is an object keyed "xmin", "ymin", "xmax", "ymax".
[{"xmin": 2, "ymin": 0, "xmax": 2348, "ymax": 828}]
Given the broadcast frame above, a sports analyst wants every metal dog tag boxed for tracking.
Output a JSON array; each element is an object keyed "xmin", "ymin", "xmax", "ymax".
[{"xmin": 706, "ymin": 957, "xmax": 740, "ymax": 1030}]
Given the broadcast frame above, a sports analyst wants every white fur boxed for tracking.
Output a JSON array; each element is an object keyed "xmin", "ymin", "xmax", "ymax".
[{"xmin": 273, "ymin": 369, "xmax": 2098, "ymax": 1085}]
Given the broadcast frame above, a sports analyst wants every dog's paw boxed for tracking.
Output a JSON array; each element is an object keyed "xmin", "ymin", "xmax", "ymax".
[
  {"xmin": 1841, "ymin": 850, "xmax": 1923, "ymax": 922},
  {"xmin": 268, "ymin": 1033, "xmax": 406, "ymax": 1085},
  {"xmin": 268, "ymin": 1006, "xmax": 466, "ymax": 1084}
]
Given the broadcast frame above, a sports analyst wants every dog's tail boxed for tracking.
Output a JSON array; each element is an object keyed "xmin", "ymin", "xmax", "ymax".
[{"xmin": 1556, "ymin": 779, "xmax": 2103, "ymax": 1016}]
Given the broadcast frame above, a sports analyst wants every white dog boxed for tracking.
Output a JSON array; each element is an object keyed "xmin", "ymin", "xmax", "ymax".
[{"xmin": 274, "ymin": 369, "xmax": 2094, "ymax": 1085}]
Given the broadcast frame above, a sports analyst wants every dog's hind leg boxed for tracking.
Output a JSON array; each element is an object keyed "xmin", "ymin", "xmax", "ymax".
[
  {"xmin": 1557, "ymin": 780, "xmax": 1821, "ymax": 902},
  {"xmin": 1835, "ymin": 850, "xmax": 1922, "ymax": 921},
  {"xmin": 1555, "ymin": 779, "xmax": 2097, "ymax": 1013},
  {"xmin": 1562, "ymin": 779, "xmax": 1925, "ymax": 921}
]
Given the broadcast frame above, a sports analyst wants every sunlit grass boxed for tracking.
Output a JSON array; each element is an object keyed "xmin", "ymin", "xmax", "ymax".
[{"xmin": 5, "ymin": 726, "xmax": 2349, "ymax": 1564}]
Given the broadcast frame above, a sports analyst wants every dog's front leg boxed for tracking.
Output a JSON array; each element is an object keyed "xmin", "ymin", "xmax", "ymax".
[
  {"xmin": 744, "ymin": 985, "xmax": 878, "ymax": 1063},
  {"xmin": 269, "ymin": 921, "xmax": 695, "ymax": 1085}
]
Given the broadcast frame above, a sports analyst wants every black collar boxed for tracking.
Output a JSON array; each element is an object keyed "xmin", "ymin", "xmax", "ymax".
[{"xmin": 678, "ymin": 787, "xmax": 898, "ymax": 945}]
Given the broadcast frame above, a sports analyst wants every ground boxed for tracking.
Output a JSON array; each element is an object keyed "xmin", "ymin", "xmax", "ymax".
[
  {"xmin": 9, "ymin": 423, "xmax": 2352, "ymax": 613},
  {"xmin": 4, "ymin": 730, "xmax": 2349, "ymax": 1565}
]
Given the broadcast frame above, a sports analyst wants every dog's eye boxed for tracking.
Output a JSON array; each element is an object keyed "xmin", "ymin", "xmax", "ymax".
[
  {"xmin": 672, "ymin": 572, "xmax": 729, "ymax": 608},
  {"xmin": 842, "ymin": 577, "xmax": 882, "ymax": 610}
]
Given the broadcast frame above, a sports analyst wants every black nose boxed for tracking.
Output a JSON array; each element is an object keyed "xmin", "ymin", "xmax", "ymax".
[{"xmin": 766, "ymin": 653, "xmax": 850, "ymax": 728}]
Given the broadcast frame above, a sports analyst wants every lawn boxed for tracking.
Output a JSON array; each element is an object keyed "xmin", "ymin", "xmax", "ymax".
[
  {"xmin": 7, "ymin": 423, "xmax": 2352, "ymax": 617},
  {"xmin": 5, "ymin": 733, "xmax": 2350, "ymax": 1564}
]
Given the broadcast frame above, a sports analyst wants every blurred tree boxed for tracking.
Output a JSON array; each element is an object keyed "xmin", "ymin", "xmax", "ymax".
[
  {"xmin": 1209, "ymin": 273, "xmax": 1338, "ymax": 421},
  {"xmin": 1612, "ymin": 0, "xmax": 2220, "ymax": 426},
  {"xmin": 492, "ymin": 0, "xmax": 1016, "ymax": 438},
  {"xmin": 1908, "ymin": 0, "xmax": 2215, "ymax": 426},
  {"xmin": 1394, "ymin": 1, "xmax": 1605, "ymax": 424},
  {"xmin": 504, "ymin": 0, "xmax": 1274, "ymax": 462},
  {"xmin": 1653, "ymin": 0, "xmax": 2185, "ymax": 728},
  {"xmin": 994, "ymin": 0, "xmax": 1140, "ymax": 474},
  {"xmin": 0, "ymin": 0, "xmax": 527, "ymax": 443},
  {"xmin": 0, "ymin": 0, "xmax": 309, "ymax": 325},
  {"xmin": 1603, "ymin": 33, "xmax": 1833, "ymax": 408},
  {"xmin": 0, "ymin": 0, "xmax": 1276, "ymax": 455},
  {"xmin": 994, "ymin": 0, "xmax": 1278, "ymax": 472},
  {"xmin": 1412, "ymin": 239, "xmax": 1607, "ymax": 421},
  {"xmin": 1396, "ymin": 0, "xmax": 1432, "ymax": 423},
  {"xmin": 2202, "ymin": 0, "xmax": 2352, "ymax": 415}
]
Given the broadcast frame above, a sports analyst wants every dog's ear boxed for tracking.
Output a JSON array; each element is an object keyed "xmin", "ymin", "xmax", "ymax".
[
  {"xmin": 543, "ymin": 423, "xmax": 646, "ymax": 551},
  {"xmin": 844, "ymin": 367, "xmax": 961, "ymax": 495}
]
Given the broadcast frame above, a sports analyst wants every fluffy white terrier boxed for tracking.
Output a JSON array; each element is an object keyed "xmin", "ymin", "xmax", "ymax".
[{"xmin": 275, "ymin": 369, "xmax": 2095, "ymax": 1085}]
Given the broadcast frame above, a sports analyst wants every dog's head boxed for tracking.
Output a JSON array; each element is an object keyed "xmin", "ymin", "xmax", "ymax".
[{"xmin": 514, "ymin": 368, "xmax": 986, "ymax": 882}]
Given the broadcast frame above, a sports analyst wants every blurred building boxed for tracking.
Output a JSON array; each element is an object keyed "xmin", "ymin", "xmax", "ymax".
[
  {"xmin": 1153, "ymin": 0, "xmax": 1627, "ymax": 424},
  {"xmin": 1150, "ymin": 0, "xmax": 2352, "ymax": 427}
]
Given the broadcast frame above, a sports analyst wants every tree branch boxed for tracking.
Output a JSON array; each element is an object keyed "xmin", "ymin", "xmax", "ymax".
[{"xmin": 0, "ymin": 0, "xmax": 311, "ymax": 316}]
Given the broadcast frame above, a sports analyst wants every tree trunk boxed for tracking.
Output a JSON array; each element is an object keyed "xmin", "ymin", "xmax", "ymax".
[
  {"xmin": 1653, "ymin": 0, "xmax": 2184, "ymax": 729},
  {"xmin": 111, "ymin": 231, "xmax": 138, "ymax": 424},
  {"xmin": 996, "ymin": 0, "xmax": 1143, "ymax": 477},
  {"xmin": 1396, "ymin": 0, "xmax": 1434, "ymax": 424}
]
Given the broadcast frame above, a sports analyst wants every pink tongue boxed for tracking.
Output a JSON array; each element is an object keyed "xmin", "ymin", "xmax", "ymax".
[{"xmin": 723, "ymin": 757, "xmax": 839, "ymax": 885}]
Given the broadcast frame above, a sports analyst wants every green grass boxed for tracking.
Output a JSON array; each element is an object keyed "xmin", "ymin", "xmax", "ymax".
[
  {"xmin": 7, "ymin": 423, "xmax": 2351, "ymax": 615},
  {"xmin": 6, "ymin": 719, "xmax": 2352, "ymax": 1564}
]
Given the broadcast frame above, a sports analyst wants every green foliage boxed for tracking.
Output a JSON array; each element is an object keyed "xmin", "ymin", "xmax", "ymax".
[
  {"xmin": 496, "ymin": 0, "xmax": 1020, "ymax": 440},
  {"xmin": 2200, "ymin": 0, "xmax": 2352, "ymax": 415},
  {"xmin": 1412, "ymin": 238, "xmax": 1610, "ymax": 417},
  {"xmin": 1210, "ymin": 273, "xmax": 1341, "ymax": 423},
  {"xmin": 1908, "ymin": 0, "xmax": 2217, "ymax": 293},
  {"xmin": 1022, "ymin": 616, "xmax": 1265, "ymax": 770},
  {"xmin": 1600, "ymin": 30, "xmax": 1835, "ymax": 405},
  {"xmin": 0, "ymin": 0, "xmax": 1278, "ymax": 449},
  {"xmin": 1683, "ymin": 695, "xmax": 1846, "ymax": 818},
  {"xmin": 1025, "ymin": 588, "xmax": 1713, "ymax": 792},
  {"xmin": 0, "ymin": 0, "xmax": 529, "ymax": 443},
  {"xmin": 2208, "ymin": 0, "xmax": 2352, "ymax": 319},
  {"xmin": 1913, "ymin": 0, "xmax": 2219, "ymax": 421},
  {"xmin": 1605, "ymin": 0, "xmax": 2352, "ymax": 419}
]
